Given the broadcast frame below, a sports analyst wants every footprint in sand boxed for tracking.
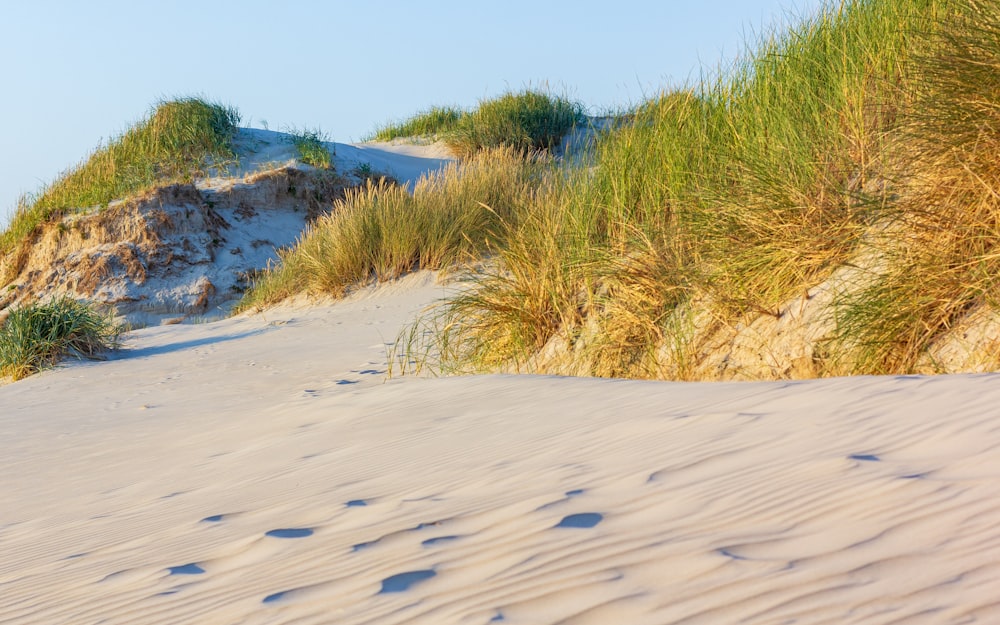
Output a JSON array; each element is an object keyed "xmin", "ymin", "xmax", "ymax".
[
  {"xmin": 262, "ymin": 570, "xmax": 439, "ymax": 605},
  {"xmin": 263, "ymin": 590, "xmax": 288, "ymax": 604},
  {"xmin": 379, "ymin": 569, "xmax": 437, "ymax": 594},
  {"xmin": 353, "ymin": 539, "xmax": 379, "ymax": 552},
  {"xmin": 555, "ymin": 512, "xmax": 604, "ymax": 529},
  {"xmin": 849, "ymin": 453, "xmax": 881, "ymax": 462},
  {"xmin": 335, "ymin": 379, "xmax": 359, "ymax": 385},
  {"xmin": 346, "ymin": 499, "xmax": 368, "ymax": 507},
  {"xmin": 167, "ymin": 563, "xmax": 206, "ymax": 575},
  {"xmin": 265, "ymin": 528, "xmax": 314, "ymax": 539}
]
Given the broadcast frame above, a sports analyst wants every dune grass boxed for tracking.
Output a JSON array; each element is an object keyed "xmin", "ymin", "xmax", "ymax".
[
  {"xmin": 0, "ymin": 297, "xmax": 123, "ymax": 380},
  {"xmin": 446, "ymin": 90, "xmax": 585, "ymax": 158},
  {"xmin": 1, "ymin": 97, "xmax": 239, "ymax": 261},
  {"xmin": 831, "ymin": 0, "xmax": 1000, "ymax": 373},
  {"xmin": 367, "ymin": 91, "xmax": 584, "ymax": 158},
  {"xmin": 420, "ymin": 0, "xmax": 947, "ymax": 378},
  {"xmin": 235, "ymin": 0, "xmax": 1000, "ymax": 379},
  {"xmin": 237, "ymin": 147, "xmax": 550, "ymax": 310},
  {"xmin": 287, "ymin": 127, "xmax": 333, "ymax": 169},
  {"xmin": 371, "ymin": 106, "xmax": 464, "ymax": 142}
]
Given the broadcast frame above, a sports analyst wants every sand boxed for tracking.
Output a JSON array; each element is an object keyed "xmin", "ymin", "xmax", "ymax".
[{"xmin": 3, "ymin": 267, "xmax": 1000, "ymax": 624}]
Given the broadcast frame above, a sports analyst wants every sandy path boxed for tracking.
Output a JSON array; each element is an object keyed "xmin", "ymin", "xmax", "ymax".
[{"xmin": 3, "ymin": 272, "xmax": 1000, "ymax": 624}]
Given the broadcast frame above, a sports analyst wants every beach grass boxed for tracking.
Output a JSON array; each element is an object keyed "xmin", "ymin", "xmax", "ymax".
[
  {"xmin": 367, "ymin": 90, "xmax": 584, "ymax": 158},
  {"xmin": 1, "ymin": 97, "xmax": 239, "ymax": 263},
  {"xmin": 420, "ymin": 0, "xmax": 942, "ymax": 377},
  {"xmin": 445, "ymin": 90, "xmax": 585, "ymax": 158},
  {"xmin": 237, "ymin": 147, "xmax": 551, "ymax": 310},
  {"xmin": 0, "ymin": 297, "xmax": 123, "ymax": 380},
  {"xmin": 370, "ymin": 106, "xmax": 464, "ymax": 142},
  {"xmin": 247, "ymin": 0, "xmax": 978, "ymax": 380},
  {"xmin": 12, "ymin": 0, "xmax": 992, "ymax": 381},
  {"xmin": 831, "ymin": 0, "xmax": 1000, "ymax": 373},
  {"xmin": 288, "ymin": 127, "xmax": 333, "ymax": 169}
]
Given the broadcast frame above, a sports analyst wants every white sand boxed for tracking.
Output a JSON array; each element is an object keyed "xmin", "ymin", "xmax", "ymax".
[{"xmin": 3, "ymin": 270, "xmax": 1000, "ymax": 624}]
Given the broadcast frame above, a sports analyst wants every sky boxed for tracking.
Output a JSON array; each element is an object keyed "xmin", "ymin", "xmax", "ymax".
[{"xmin": 0, "ymin": 0, "xmax": 825, "ymax": 224}]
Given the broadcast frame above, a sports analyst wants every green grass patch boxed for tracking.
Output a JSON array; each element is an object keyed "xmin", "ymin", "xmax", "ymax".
[
  {"xmin": 237, "ymin": 147, "xmax": 551, "ymax": 310},
  {"xmin": 288, "ymin": 127, "xmax": 333, "ymax": 169},
  {"xmin": 1, "ymin": 97, "xmax": 239, "ymax": 261},
  {"xmin": 370, "ymin": 106, "xmax": 464, "ymax": 142},
  {"xmin": 367, "ymin": 91, "xmax": 584, "ymax": 158},
  {"xmin": 447, "ymin": 90, "xmax": 585, "ymax": 158},
  {"xmin": 0, "ymin": 297, "xmax": 124, "ymax": 381}
]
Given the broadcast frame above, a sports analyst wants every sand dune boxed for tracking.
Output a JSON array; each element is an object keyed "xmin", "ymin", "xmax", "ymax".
[{"xmin": 3, "ymin": 271, "xmax": 1000, "ymax": 624}]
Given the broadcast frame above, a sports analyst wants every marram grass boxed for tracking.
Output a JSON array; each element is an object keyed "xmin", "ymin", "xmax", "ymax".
[
  {"xmin": 288, "ymin": 127, "xmax": 333, "ymax": 169},
  {"xmin": 370, "ymin": 106, "xmax": 464, "ymax": 142},
  {"xmin": 367, "ymin": 90, "xmax": 584, "ymax": 158},
  {"xmin": 0, "ymin": 297, "xmax": 123, "ymax": 381},
  {"xmin": 446, "ymin": 90, "xmax": 585, "ymax": 158},
  {"xmin": 1, "ymin": 97, "xmax": 240, "ymax": 259},
  {"xmin": 237, "ymin": 146, "xmax": 551, "ymax": 310}
]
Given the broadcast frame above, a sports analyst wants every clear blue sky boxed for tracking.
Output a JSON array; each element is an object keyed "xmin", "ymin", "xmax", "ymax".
[{"xmin": 0, "ymin": 0, "xmax": 824, "ymax": 224}]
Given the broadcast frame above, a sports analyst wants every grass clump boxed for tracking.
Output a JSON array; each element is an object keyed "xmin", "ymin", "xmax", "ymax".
[
  {"xmin": 1, "ymin": 97, "xmax": 240, "ymax": 258},
  {"xmin": 288, "ymin": 127, "xmax": 333, "ymax": 169},
  {"xmin": 371, "ymin": 106, "xmax": 464, "ymax": 142},
  {"xmin": 424, "ymin": 0, "xmax": 945, "ymax": 378},
  {"xmin": 0, "ymin": 297, "xmax": 123, "ymax": 381},
  {"xmin": 237, "ymin": 147, "xmax": 550, "ymax": 310},
  {"xmin": 832, "ymin": 0, "xmax": 1000, "ymax": 373},
  {"xmin": 447, "ymin": 90, "xmax": 585, "ymax": 158}
]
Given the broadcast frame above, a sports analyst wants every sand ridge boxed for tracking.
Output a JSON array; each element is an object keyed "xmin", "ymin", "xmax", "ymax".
[{"xmin": 3, "ymin": 272, "xmax": 1000, "ymax": 624}]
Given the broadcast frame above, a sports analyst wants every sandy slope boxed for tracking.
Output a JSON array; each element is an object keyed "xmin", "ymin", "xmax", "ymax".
[{"xmin": 3, "ymin": 271, "xmax": 1000, "ymax": 624}]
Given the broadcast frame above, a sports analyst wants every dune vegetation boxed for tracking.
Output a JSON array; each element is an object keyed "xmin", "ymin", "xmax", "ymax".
[
  {"xmin": 370, "ymin": 106, "xmax": 464, "ymax": 142},
  {"xmin": 430, "ymin": 0, "xmax": 954, "ymax": 378},
  {"xmin": 245, "ymin": 0, "xmax": 1000, "ymax": 380},
  {"xmin": 8, "ymin": 0, "xmax": 1000, "ymax": 381},
  {"xmin": 0, "ymin": 97, "xmax": 240, "ymax": 265},
  {"xmin": 237, "ymin": 147, "xmax": 550, "ymax": 310},
  {"xmin": 371, "ymin": 90, "xmax": 585, "ymax": 157},
  {"xmin": 0, "ymin": 297, "xmax": 122, "ymax": 381},
  {"xmin": 287, "ymin": 127, "xmax": 334, "ymax": 169}
]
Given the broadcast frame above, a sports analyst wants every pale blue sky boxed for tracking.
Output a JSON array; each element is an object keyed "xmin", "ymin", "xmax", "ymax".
[{"xmin": 0, "ymin": 0, "xmax": 824, "ymax": 223}]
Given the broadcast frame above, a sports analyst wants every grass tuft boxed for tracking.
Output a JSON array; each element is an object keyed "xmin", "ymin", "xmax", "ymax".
[
  {"xmin": 370, "ymin": 106, "xmax": 464, "ymax": 142},
  {"xmin": 446, "ymin": 90, "xmax": 585, "ymax": 158},
  {"xmin": 0, "ymin": 297, "xmax": 123, "ymax": 380},
  {"xmin": 287, "ymin": 127, "xmax": 333, "ymax": 169}
]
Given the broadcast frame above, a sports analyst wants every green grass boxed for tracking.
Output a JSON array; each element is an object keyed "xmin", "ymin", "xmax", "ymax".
[
  {"xmin": 367, "ymin": 91, "xmax": 585, "ymax": 158},
  {"xmin": 422, "ymin": 0, "xmax": 949, "ymax": 378},
  {"xmin": 237, "ymin": 147, "xmax": 551, "ymax": 310},
  {"xmin": 288, "ymin": 127, "xmax": 333, "ymax": 168},
  {"xmin": 446, "ymin": 90, "xmax": 585, "ymax": 158},
  {"xmin": 0, "ymin": 297, "xmax": 123, "ymax": 380},
  {"xmin": 830, "ymin": 0, "xmax": 1000, "ymax": 374},
  {"xmin": 370, "ymin": 106, "xmax": 464, "ymax": 142},
  {"xmin": 242, "ymin": 0, "xmax": 1000, "ymax": 379},
  {"xmin": 1, "ymin": 97, "xmax": 239, "ymax": 266}
]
